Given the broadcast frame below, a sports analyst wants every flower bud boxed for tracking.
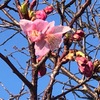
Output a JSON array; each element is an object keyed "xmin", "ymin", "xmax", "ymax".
[
  {"xmin": 44, "ymin": 6, "xmax": 53, "ymax": 14},
  {"xmin": 76, "ymin": 50, "xmax": 85, "ymax": 57},
  {"xmin": 73, "ymin": 30, "xmax": 85, "ymax": 41},
  {"xmin": 75, "ymin": 30, "xmax": 84, "ymax": 37},
  {"xmin": 38, "ymin": 66, "xmax": 46, "ymax": 76},
  {"xmin": 76, "ymin": 57, "xmax": 94, "ymax": 77},
  {"xmin": 76, "ymin": 57, "xmax": 87, "ymax": 66},
  {"xmin": 28, "ymin": 10, "xmax": 35, "ymax": 19},
  {"xmin": 36, "ymin": 10, "xmax": 47, "ymax": 20},
  {"xmin": 65, "ymin": 32, "xmax": 72, "ymax": 39},
  {"xmin": 37, "ymin": 56, "xmax": 47, "ymax": 76},
  {"xmin": 20, "ymin": 2, "xmax": 28, "ymax": 15}
]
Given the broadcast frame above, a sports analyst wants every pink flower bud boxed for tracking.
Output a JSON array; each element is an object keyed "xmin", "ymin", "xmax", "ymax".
[
  {"xmin": 38, "ymin": 65, "xmax": 47, "ymax": 76},
  {"xmin": 87, "ymin": 61, "xmax": 94, "ymax": 71},
  {"xmin": 44, "ymin": 6, "xmax": 53, "ymax": 14},
  {"xmin": 72, "ymin": 34, "xmax": 81, "ymax": 41},
  {"xmin": 37, "ymin": 56, "xmax": 47, "ymax": 76},
  {"xmin": 75, "ymin": 30, "xmax": 84, "ymax": 37},
  {"xmin": 36, "ymin": 10, "xmax": 47, "ymax": 20},
  {"xmin": 76, "ymin": 57, "xmax": 94, "ymax": 77},
  {"xmin": 76, "ymin": 57, "xmax": 87, "ymax": 66},
  {"xmin": 73, "ymin": 30, "xmax": 85, "ymax": 41},
  {"xmin": 79, "ymin": 62, "xmax": 93, "ymax": 77}
]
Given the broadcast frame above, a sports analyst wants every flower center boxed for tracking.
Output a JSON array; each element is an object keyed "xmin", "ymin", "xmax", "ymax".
[{"xmin": 30, "ymin": 30, "xmax": 39, "ymax": 37}]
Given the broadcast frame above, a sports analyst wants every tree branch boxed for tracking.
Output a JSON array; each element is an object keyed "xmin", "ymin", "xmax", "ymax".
[
  {"xmin": 0, "ymin": 53, "xmax": 34, "ymax": 91},
  {"xmin": 0, "ymin": 0, "xmax": 11, "ymax": 9},
  {"xmin": 69, "ymin": 0, "xmax": 91, "ymax": 27}
]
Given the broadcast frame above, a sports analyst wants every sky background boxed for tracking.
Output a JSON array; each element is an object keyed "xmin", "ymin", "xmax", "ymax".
[{"xmin": 0, "ymin": 0, "xmax": 100, "ymax": 100}]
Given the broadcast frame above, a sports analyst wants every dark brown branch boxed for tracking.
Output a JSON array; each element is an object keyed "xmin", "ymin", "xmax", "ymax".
[
  {"xmin": 69, "ymin": 0, "xmax": 91, "ymax": 28},
  {"xmin": 49, "ymin": 57, "xmax": 97, "ymax": 99},
  {"xmin": 15, "ymin": 0, "xmax": 24, "ymax": 19},
  {"xmin": 42, "ymin": 59, "xmax": 62, "ymax": 100},
  {"xmin": 0, "ymin": 53, "xmax": 34, "ymax": 91},
  {"xmin": 1, "ymin": 9, "xmax": 19, "ymax": 26},
  {"xmin": 65, "ymin": 0, "xmax": 76, "ymax": 8},
  {"xmin": 6, "ymin": 5, "xmax": 18, "ymax": 12},
  {"xmin": 29, "ymin": 43, "xmax": 37, "ymax": 100},
  {"xmin": 0, "ymin": 0, "xmax": 11, "ymax": 9},
  {"xmin": 51, "ymin": 77, "xmax": 91, "ymax": 100}
]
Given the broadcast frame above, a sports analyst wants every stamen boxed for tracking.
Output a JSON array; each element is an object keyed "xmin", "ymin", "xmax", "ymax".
[{"xmin": 31, "ymin": 30, "xmax": 39, "ymax": 37}]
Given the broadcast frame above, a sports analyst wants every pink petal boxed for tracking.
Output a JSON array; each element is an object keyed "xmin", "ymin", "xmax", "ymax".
[
  {"xmin": 28, "ymin": 32, "xmax": 43, "ymax": 42},
  {"xmin": 19, "ymin": 19, "xmax": 36, "ymax": 34},
  {"xmin": 87, "ymin": 61, "xmax": 94, "ymax": 71},
  {"xmin": 46, "ymin": 33, "xmax": 62, "ymax": 50},
  {"xmin": 79, "ymin": 65, "xmax": 85, "ymax": 73},
  {"xmin": 19, "ymin": 19, "xmax": 48, "ymax": 33},
  {"xmin": 34, "ymin": 19, "xmax": 48, "ymax": 32},
  {"xmin": 35, "ymin": 40, "xmax": 50, "ymax": 56},
  {"xmin": 53, "ymin": 26, "xmax": 71, "ymax": 34},
  {"xmin": 43, "ymin": 21, "xmax": 55, "ymax": 34}
]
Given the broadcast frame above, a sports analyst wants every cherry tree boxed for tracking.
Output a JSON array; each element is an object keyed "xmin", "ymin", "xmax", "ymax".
[{"xmin": 0, "ymin": 0, "xmax": 100, "ymax": 100}]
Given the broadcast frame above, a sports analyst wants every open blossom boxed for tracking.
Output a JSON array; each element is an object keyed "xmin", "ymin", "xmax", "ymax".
[
  {"xmin": 19, "ymin": 19, "xmax": 71, "ymax": 56},
  {"xmin": 76, "ymin": 57, "xmax": 94, "ymax": 77}
]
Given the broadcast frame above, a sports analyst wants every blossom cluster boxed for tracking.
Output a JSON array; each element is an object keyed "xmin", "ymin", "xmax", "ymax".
[
  {"xmin": 20, "ymin": 0, "xmax": 53, "ymax": 21},
  {"xmin": 19, "ymin": 0, "xmax": 94, "ymax": 77}
]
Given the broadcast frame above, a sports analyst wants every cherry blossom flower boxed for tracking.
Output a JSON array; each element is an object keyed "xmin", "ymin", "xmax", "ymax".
[
  {"xmin": 75, "ymin": 57, "xmax": 94, "ymax": 77},
  {"xmin": 19, "ymin": 19, "xmax": 71, "ymax": 56}
]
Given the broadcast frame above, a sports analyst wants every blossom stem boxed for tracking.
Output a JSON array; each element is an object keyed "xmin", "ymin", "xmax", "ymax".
[{"xmin": 29, "ymin": 43, "xmax": 38, "ymax": 100}]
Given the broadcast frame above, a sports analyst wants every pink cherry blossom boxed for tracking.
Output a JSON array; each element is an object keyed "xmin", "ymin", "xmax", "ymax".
[
  {"xmin": 36, "ymin": 10, "xmax": 47, "ymax": 20},
  {"xmin": 75, "ymin": 57, "xmax": 94, "ymax": 77},
  {"xmin": 19, "ymin": 19, "xmax": 71, "ymax": 56}
]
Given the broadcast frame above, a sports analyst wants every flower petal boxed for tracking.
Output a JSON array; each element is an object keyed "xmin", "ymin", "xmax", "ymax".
[
  {"xmin": 34, "ymin": 19, "xmax": 48, "ymax": 32},
  {"xmin": 46, "ymin": 33, "xmax": 62, "ymax": 50},
  {"xmin": 19, "ymin": 19, "xmax": 49, "ymax": 33},
  {"xmin": 35, "ymin": 40, "xmax": 50, "ymax": 56},
  {"xmin": 53, "ymin": 26, "xmax": 71, "ymax": 34},
  {"xmin": 19, "ymin": 19, "xmax": 36, "ymax": 34},
  {"xmin": 42, "ymin": 21, "xmax": 55, "ymax": 34}
]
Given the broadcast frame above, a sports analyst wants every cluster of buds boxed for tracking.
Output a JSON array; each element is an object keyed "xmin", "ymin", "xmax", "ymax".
[
  {"xmin": 62, "ymin": 49, "xmax": 94, "ymax": 77},
  {"xmin": 72, "ymin": 30, "xmax": 85, "ymax": 41},
  {"xmin": 20, "ymin": 0, "xmax": 53, "ymax": 20},
  {"xmin": 35, "ymin": 5, "xmax": 53, "ymax": 20},
  {"xmin": 62, "ymin": 49, "xmax": 85, "ymax": 63},
  {"xmin": 75, "ymin": 57, "xmax": 94, "ymax": 77},
  {"xmin": 37, "ymin": 56, "xmax": 46, "ymax": 77}
]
